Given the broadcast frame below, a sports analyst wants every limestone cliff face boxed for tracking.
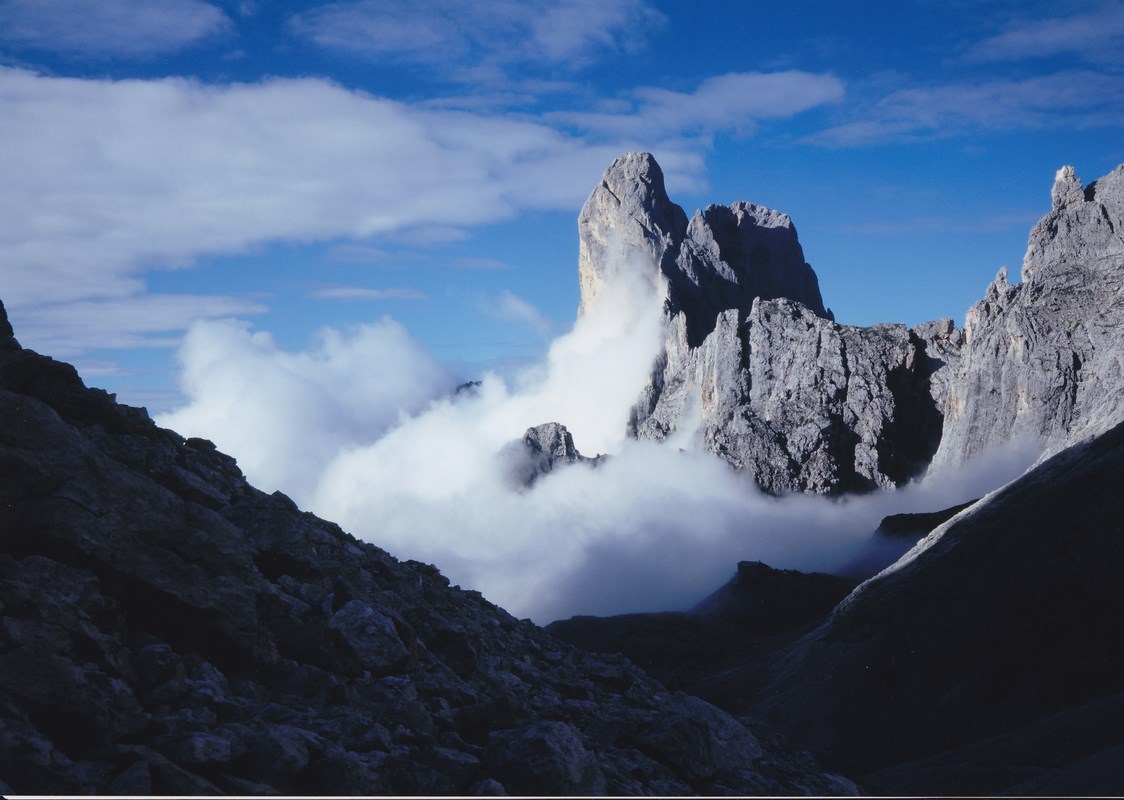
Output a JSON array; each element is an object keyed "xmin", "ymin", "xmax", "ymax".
[
  {"xmin": 932, "ymin": 164, "xmax": 1124, "ymax": 467},
  {"xmin": 578, "ymin": 152, "xmax": 829, "ymax": 343},
  {"xmin": 631, "ymin": 302, "xmax": 943, "ymax": 494},
  {"xmin": 581, "ymin": 153, "xmax": 1124, "ymax": 494},
  {"xmin": 580, "ymin": 153, "xmax": 942, "ymax": 494}
]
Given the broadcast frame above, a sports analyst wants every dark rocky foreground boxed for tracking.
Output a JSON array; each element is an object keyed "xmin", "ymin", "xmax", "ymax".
[
  {"xmin": 0, "ymin": 301, "xmax": 854, "ymax": 795},
  {"xmin": 553, "ymin": 427, "xmax": 1124, "ymax": 795}
]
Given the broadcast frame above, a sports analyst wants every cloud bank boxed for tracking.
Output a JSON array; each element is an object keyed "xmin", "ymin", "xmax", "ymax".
[
  {"xmin": 0, "ymin": 0, "xmax": 232, "ymax": 57},
  {"xmin": 160, "ymin": 249, "xmax": 1040, "ymax": 623},
  {"xmin": 289, "ymin": 0, "xmax": 666, "ymax": 69}
]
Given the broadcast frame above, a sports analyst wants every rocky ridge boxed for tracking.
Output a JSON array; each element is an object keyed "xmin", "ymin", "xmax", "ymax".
[
  {"xmin": 748, "ymin": 414, "xmax": 1124, "ymax": 794},
  {"xmin": 501, "ymin": 422, "xmax": 603, "ymax": 488},
  {"xmin": 584, "ymin": 154, "xmax": 1124, "ymax": 495},
  {"xmin": 0, "ymin": 299, "xmax": 853, "ymax": 795},
  {"xmin": 546, "ymin": 155, "xmax": 1124, "ymax": 795},
  {"xmin": 931, "ymin": 164, "xmax": 1124, "ymax": 466},
  {"xmin": 551, "ymin": 414, "xmax": 1124, "ymax": 795}
]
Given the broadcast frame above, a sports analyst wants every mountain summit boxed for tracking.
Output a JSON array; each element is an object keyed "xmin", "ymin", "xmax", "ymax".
[
  {"xmin": 578, "ymin": 152, "xmax": 830, "ymax": 345},
  {"xmin": 577, "ymin": 153, "xmax": 1124, "ymax": 495}
]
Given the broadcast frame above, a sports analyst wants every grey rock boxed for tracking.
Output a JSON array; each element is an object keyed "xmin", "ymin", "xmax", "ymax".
[
  {"xmin": 578, "ymin": 151, "xmax": 687, "ymax": 316},
  {"xmin": 579, "ymin": 154, "xmax": 939, "ymax": 494},
  {"xmin": 632, "ymin": 300, "xmax": 942, "ymax": 494},
  {"xmin": 106, "ymin": 760, "xmax": 152, "ymax": 795},
  {"xmin": 0, "ymin": 299, "xmax": 846, "ymax": 796},
  {"xmin": 749, "ymin": 416, "xmax": 1124, "ymax": 793},
  {"xmin": 502, "ymin": 422, "xmax": 603, "ymax": 487},
  {"xmin": 578, "ymin": 152, "xmax": 829, "ymax": 345},
  {"xmin": 487, "ymin": 720, "xmax": 607, "ymax": 796},
  {"xmin": 932, "ymin": 164, "xmax": 1124, "ymax": 468},
  {"xmin": 239, "ymin": 724, "xmax": 312, "ymax": 783},
  {"xmin": 327, "ymin": 599, "xmax": 412, "ymax": 676}
]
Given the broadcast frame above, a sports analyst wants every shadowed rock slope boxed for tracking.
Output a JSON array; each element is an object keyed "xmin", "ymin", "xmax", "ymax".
[
  {"xmin": 0, "ymin": 300, "xmax": 853, "ymax": 795},
  {"xmin": 551, "ymin": 425, "xmax": 1124, "ymax": 795},
  {"xmin": 745, "ymin": 417, "xmax": 1124, "ymax": 794}
]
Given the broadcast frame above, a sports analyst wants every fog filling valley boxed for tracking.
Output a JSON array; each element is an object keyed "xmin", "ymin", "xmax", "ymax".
[{"xmin": 160, "ymin": 262, "xmax": 1040, "ymax": 623}]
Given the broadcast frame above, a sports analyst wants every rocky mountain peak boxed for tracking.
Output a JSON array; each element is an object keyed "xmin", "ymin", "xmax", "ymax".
[
  {"xmin": 577, "ymin": 152, "xmax": 688, "ymax": 315},
  {"xmin": 1051, "ymin": 164, "xmax": 1084, "ymax": 210},
  {"xmin": 502, "ymin": 422, "xmax": 603, "ymax": 487},
  {"xmin": 616, "ymin": 155, "xmax": 1124, "ymax": 493},
  {"xmin": 577, "ymin": 153, "xmax": 829, "ymax": 345},
  {"xmin": 934, "ymin": 160, "xmax": 1124, "ymax": 467}
]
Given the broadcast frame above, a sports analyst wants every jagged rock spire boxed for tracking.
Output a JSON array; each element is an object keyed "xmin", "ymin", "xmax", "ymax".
[{"xmin": 578, "ymin": 152, "xmax": 830, "ymax": 347}]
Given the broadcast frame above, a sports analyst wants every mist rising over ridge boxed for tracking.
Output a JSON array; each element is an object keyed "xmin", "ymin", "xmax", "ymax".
[
  {"xmin": 587, "ymin": 153, "xmax": 1124, "ymax": 496},
  {"xmin": 5, "ymin": 148, "xmax": 1124, "ymax": 795},
  {"xmin": 153, "ymin": 152, "xmax": 1124, "ymax": 622}
]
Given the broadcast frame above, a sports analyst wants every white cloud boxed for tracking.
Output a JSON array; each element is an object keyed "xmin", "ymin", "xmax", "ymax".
[
  {"xmin": 484, "ymin": 290, "xmax": 556, "ymax": 335},
  {"xmin": 308, "ymin": 286, "xmax": 428, "ymax": 301},
  {"xmin": 158, "ymin": 229, "xmax": 1042, "ymax": 623},
  {"xmin": 810, "ymin": 71, "xmax": 1124, "ymax": 146},
  {"xmin": 0, "ymin": 0, "xmax": 232, "ymax": 57},
  {"xmin": 551, "ymin": 71, "xmax": 846, "ymax": 138},
  {"xmin": 161, "ymin": 316, "xmax": 454, "ymax": 492},
  {"xmin": 288, "ymin": 0, "xmax": 665, "ymax": 70},
  {"xmin": 10, "ymin": 294, "xmax": 266, "ymax": 358},
  {"xmin": 0, "ymin": 67, "xmax": 602, "ymax": 311},
  {"xmin": 0, "ymin": 66, "xmax": 838, "ymax": 360},
  {"xmin": 966, "ymin": 4, "xmax": 1124, "ymax": 63}
]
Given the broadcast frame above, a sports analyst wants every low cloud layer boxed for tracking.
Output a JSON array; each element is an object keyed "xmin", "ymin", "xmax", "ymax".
[{"xmin": 160, "ymin": 253, "xmax": 1040, "ymax": 623}]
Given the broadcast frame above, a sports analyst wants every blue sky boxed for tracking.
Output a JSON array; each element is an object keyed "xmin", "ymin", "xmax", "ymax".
[{"xmin": 2, "ymin": 0, "xmax": 1124, "ymax": 412}]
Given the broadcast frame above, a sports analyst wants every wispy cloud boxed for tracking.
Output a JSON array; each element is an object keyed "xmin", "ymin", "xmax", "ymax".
[
  {"xmin": 0, "ymin": 67, "xmax": 653, "ymax": 355},
  {"xmin": 453, "ymin": 257, "xmax": 516, "ymax": 271},
  {"xmin": 288, "ymin": 0, "xmax": 665, "ymax": 71},
  {"xmin": 12, "ymin": 294, "xmax": 266, "ymax": 358},
  {"xmin": 553, "ymin": 71, "xmax": 846, "ymax": 137},
  {"xmin": 484, "ymin": 290, "xmax": 556, "ymax": 335},
  {"xmin": 0, "ymin": 0, "xmax": 232, "ymax": 57},
  {"xmin": 810, "ymin": 70, "xmax": 1124, "ymax": 146},
  {"xmin": 965, "ymin": 3, "xmax": 1124, "ymax": 63},
  {"xmin": 308, "ymin": 286, "xmax": 428, "ymax": 301}
]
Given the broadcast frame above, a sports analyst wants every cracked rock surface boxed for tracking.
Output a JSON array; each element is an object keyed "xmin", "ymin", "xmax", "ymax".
[
  {"xmin": 581, "ymin": 154, "xmax": 1124, "ymax": 494},
  {"xmin": 0, "ymin": 300, "xmax": 853, "ymax": 796}
]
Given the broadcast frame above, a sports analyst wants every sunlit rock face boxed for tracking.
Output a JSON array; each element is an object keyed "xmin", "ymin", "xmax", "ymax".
[
  {"xmin": 579, "ymin": 153, "xmax": 1124, "ymax": 494},
  {"xmin": 579, "ymin": 153, "xmax": 943, "ymax": 494},
  {"xmin": 577, "ymin": 151, "xmax": 829, "ymax": 339},
  {"xmin": 932, "ymin": 163, "xmax": 1124, "ymax": 467}
]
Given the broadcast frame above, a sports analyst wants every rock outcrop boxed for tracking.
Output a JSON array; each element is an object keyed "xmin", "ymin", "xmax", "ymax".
[
  {"xmin": 630, "ymin": 300, "xmax": 944, "ymax": 494},
  {"xmin": 742, "ymin": 416, "xmax": 1124, "ymax": 795},
  {"xmin": 501, "ymin": 422, "xmax": 603, "ymax": 488},
  {"xmin": 547, "ymin": 562, "xmax": 856, "ymax": 733},
  {"xmin": 578, "ymin": 152, "xmax": 830, "ymax": 340},
  {"xmin": 0, "ymin": 299, "xmax": 852, "ymax": 796},
  {"xmin": 578, "ymin": 154, "xmax": 944, "ymax": 494},
  {"xmin": 931, "ymin": 164, "xmax": 1124, "ymax": 467},
  {"xmin": 580, "ymin": 154, "xmax": 1124, "ymax": 494}
]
